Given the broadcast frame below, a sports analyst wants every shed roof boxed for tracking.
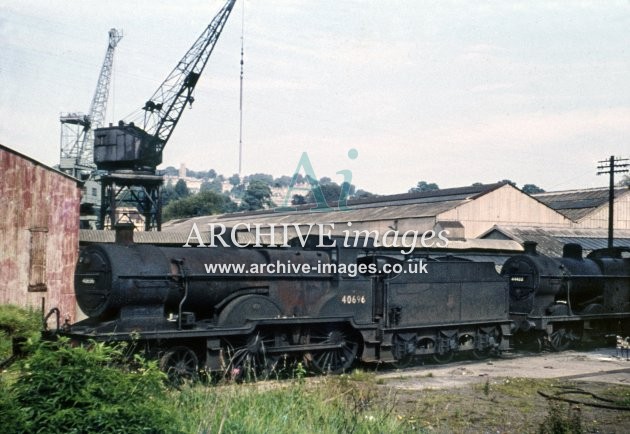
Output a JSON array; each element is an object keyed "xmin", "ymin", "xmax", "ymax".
[
  {"xmin": 533, "ymin": 186, "xmax": 630, "ymax": 221},
  {"xmin": 79, "ymin": 229, "xmax": 197, "ymax": 245},
  {"xmin": 0, "ymin": 144, "xmax": 83, "ymax": 185},
  {"xmin": 163, "ymin": 182, "xmax": 509, "ymax": 232},
  {"xmin": 480, "ymin": 225, "xmax": 630, "ymax": 257}
]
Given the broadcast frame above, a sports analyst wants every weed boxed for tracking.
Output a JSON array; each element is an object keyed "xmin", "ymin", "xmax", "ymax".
[
  {"xmin": 539, "ymin": 402, "xmax": 583, "ymax": 434},
  {"xmin": 294, "ymin": 361, "xmax": 307, "ymax": 383}
]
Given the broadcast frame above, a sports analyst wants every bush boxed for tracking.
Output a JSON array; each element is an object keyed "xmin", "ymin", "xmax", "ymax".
[
  {"xmin": 0, "ymin": 305, "xmax": 41, "ymax": 361},
  {"xmin": 539, "ymin": 402, "xmax": 583, "ymax": 434},
  {"xmin": 0, "ymin": 338, "xmax": 181, "ymax": 434}
]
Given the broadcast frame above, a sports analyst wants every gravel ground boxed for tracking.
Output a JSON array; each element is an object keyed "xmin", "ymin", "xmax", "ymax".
[
  {"xmin": 371, "ymin": 348, "xmax": 630, "ymax": 433},
  {"xmin": 378, "ymin": 348, "xmax": 630, "ymax": 390}
]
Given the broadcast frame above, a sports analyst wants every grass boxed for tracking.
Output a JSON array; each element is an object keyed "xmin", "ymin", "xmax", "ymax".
[{"xmin": 172, "ymin": 371, "xmax": 404, "ymax": 434}]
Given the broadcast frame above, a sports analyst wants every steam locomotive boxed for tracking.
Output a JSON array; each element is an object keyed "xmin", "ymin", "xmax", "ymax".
[
  {"xmin": 60, "ymin": 228, "xmax": 630, "ymax": 381},
  {"xmin": 502, "ymin": 241, "xmax": 630, "ymax": 351}
]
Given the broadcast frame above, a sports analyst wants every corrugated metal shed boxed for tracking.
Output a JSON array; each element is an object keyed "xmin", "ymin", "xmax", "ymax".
[
  {"xmin": 162, "ymin": 183, "xmax": 512, "ymax": 233},
  {"xmin": 555, "ymin": 237, "xmax": 630, "ymax": 251},
  {"xmin": 481, "ymin": 225, "xmax": 630, "ymax": 257},
  {"xmin": 80, "ymin": 229, "xmax": 222, "ymax": 246},
  {"xmin": 0, "ymin": 144, "xmax": 82, "ymax": 322},
  {"xmin": 533, "ymin": 187, "xmax": 630, "ymax": 221}
]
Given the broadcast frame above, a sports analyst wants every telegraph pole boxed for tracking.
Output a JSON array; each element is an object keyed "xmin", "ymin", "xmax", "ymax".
[{"xmin": 597, "ymin": 156, "xmax": 629, "ymax": 248}]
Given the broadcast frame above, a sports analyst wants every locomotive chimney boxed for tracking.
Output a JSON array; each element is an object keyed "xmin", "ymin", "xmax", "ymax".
[
  {"xmin": 523, "ymin": 241, "xmax": 538, "ymax": 255},
  {"xmin": 114, "ymin": 222, "xmax": 135, "ymax": 245},
  {"xmin": 562, "ymin": 243, "xmax": 583, "ymax": 260}
]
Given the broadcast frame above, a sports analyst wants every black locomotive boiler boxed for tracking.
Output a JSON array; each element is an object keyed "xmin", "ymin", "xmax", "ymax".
[
  {"xmin": 501, "ymin": 241, "xmax": 630, "ymax": 350},
  {"xmin": 64, "ymin": 231, "xmax": 512, "ymax": 379}
]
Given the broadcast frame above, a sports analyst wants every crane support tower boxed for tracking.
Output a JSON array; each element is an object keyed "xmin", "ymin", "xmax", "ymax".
[
  {"xmin": 94, "ymin": 0, "xmax": 236, "ymax": 231},
  {"xmin": 59, "ymin": 28, "xmax": 123, "ymax": 228}
]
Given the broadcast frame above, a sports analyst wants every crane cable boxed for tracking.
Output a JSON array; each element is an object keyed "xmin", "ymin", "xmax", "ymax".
[{"xmin": 238, "ymin": 0, "xmax": 245, "ymax": 176}]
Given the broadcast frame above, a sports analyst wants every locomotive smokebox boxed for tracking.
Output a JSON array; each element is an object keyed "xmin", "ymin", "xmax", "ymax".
[{"xmin": 75, "ymin": 244, "xmax": 175, "ymax": 320}]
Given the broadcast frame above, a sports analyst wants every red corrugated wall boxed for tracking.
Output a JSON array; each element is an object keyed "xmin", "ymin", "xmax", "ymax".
[{"xmin": 0, "ymin": 145, "xmax": 81, "ymax": 324}]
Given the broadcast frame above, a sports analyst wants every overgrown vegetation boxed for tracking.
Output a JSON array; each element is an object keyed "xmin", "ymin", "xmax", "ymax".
[
  {"xmin": 539, "ymin": 402, "xmax": 583, "ymax": 434},
  {"xmin": 0, "ymin": 317, "xmax": 405, "ymax": 433},
  {"xmin": 0, "ymin": 304, "xmax": 41, "ymax": 361},
  {"xmin": 0, "ymin": 338, "xmax": 177, "ymax": 434},
  {"xmin": 163, "ymin": 189, "xmax": 237, "ymax": 221},
  {"xmin": 175, "ymin": 370, "xmax": 403, "ymax": 433},
  {"xmin": 2, "ymin": 306, "xmax": 626, "ymax": 432}
]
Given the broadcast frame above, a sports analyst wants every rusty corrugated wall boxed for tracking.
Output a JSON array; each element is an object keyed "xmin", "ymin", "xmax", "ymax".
[{"xmin": 0, "ymin": 144, "xmax": 81, "ymax": 323}]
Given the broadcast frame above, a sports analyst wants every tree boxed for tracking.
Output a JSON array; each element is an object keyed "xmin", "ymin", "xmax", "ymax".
[
  {"xmin": 291, "ymin": 194, "xmax": 307, "ymax": 206},
  {"xmin": 174, "ymin": 179, "xmax": 190, "ymax": 198},
  {"xmin": 161, "ymin": 180, "xmax": 178, "ymax": 207},
  {"xmin": 161, "ymin": 166, "xmax": 179, "ymax": 177},
  {"xmin": 618, "ymin": 174, "xmax": 630, "ymax": 187},
  {"xmin": 354, "ymin": 189, "xmax": 376, "ymax": 199},
  {"xmin": 239, "ymin": 180, "xmax": 274, "ymax": 211},
  {"xmin": 319, "ymin": 176, "xmax": 332, "ymax": 185},
  {"xmin": 228, "ymin": 173, "xmax": 241, "ymax": 187},
  {"xmin": 200, "ymin": 179, "xmax": 223, "ymax": 194},
  {"xmin": 244, "ymin": 173, "xmax": 273, "ymax": 185},
  {"xmin": 163, "ymin": 191, "xmax": 236, "ymax": 221},
  {"xmin": 207, "ymin": 169, "xmax": 217, "ymax": 180},
  {"xmin": 522, "ymin": 184, "xmax": 545, "ymax": 194},
  {"xmin": 273, "ymin": 175, "xmax": 293, "ymax": 188},
  {"xmin": 340, "ymin": 181, "xmax": 355, "ymax": 199},
  {"xmin": 499, "ymin": 179, "xmax": 517, "ymax": 186},
  {"xmin": 318, "ymin": 183, "xmax": 342, "ymax": 204},
  {"xmin": 409, "ymin": 181, "xmax": 439, "ymax": 193}
]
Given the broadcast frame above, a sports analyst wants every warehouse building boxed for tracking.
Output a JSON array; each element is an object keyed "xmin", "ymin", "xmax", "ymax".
[
  {"xmin": 533, "ymin": 187, "xmax": 630, "ymax": 230},
  {"xmin": 162, "ymin": 181, "xmax": 629, "ymax": 256},
  {"xmin": 163, "ymin": 182, "xmax": 571, "ymax": 241}
]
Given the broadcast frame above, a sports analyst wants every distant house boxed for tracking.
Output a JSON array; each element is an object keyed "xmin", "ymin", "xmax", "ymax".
[{"xmin": 0, "ymin": 144, "xmax": 82, "ymax": 324}]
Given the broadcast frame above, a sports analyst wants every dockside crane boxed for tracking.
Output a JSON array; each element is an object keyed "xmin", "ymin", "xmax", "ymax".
[
  {"xmin": 59, "ymin": 28, "xmax": 123, "ymax": 229},
  {"xmin": 94, "ymin": 0, "xmax": 236, "ymax": 230},
  {"xmin": 59, "ymin": 28, "xmax": 123, "ymax": 178}
]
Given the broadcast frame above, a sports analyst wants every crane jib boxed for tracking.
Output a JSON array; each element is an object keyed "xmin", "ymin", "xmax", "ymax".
[{"xmin": 93, "ymin": 0, "xmax": 237, "ymax": 173}]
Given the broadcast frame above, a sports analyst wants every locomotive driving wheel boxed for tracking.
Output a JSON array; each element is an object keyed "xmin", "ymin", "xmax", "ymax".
[
  {"xmin": 432, "ymin": 350, "xmax": 454, "ymax": 364},
  {"xmin": 159, "ymin": 346, "xmax": 199, "ymax": 387},
  {"xmin": 549, "ymin": 327, "xmax": 577, "ymax": 352},
  {"xmin": 224, "ymin": 331, "xmax": 280, "ymax": 381},
  {"xmin": 306, "ymin": 326, "xmax": 360, "ymax": 374}
]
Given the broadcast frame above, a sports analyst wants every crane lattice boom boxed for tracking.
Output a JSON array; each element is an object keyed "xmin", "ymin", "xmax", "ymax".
[{"xmin": 59, "ymin": 28, "xmax": 123, "ymax": 175}]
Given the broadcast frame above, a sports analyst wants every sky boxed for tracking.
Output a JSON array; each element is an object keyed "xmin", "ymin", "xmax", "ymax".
[{"xmin": 1, "ymin": 0, "xmax": 629, "ymax": 195}]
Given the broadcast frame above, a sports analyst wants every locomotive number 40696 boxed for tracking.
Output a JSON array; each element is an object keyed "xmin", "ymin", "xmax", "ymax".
[{"xmin": 341, "ymin": 295, "xmax": 366, "ymax": 304}]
